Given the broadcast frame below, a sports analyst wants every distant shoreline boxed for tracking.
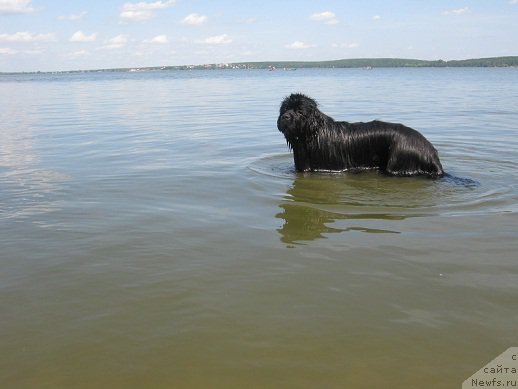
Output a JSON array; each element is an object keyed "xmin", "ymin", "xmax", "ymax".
[{"xmin": 1, "ymin": 56, "xmax": 517, "ymax": 75}]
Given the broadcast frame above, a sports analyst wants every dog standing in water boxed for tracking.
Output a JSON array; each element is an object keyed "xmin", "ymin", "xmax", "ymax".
[{"xmin": 277, "ymin": 93, "xmax": 444, "ymax": 178}]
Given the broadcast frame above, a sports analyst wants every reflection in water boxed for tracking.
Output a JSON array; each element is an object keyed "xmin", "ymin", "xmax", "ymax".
[
  {"xmin": 275, "ymin": 172, "xmax": 431, "ymax": 244},
  {"xmin": 277, "ymin": 203, "xmax": 402, "ymax": 243},
  {"xmin": 0, "ymin": 84, "xmax": 69, "ymax": 221}
]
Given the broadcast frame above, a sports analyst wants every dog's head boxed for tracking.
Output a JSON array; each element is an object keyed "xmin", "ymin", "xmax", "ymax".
[{"xmin": 277, "ymin": 93, "xmax": 321, "ymax": 144}]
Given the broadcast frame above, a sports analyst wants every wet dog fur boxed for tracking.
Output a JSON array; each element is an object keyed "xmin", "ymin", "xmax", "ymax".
[{"xmin": 277, "ymin": 93, "xmax": 444, "ymax": 177}]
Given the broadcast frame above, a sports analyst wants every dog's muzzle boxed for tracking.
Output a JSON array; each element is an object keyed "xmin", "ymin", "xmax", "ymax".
[{"xmin": 277, "ymin": 112, "xmax": 294, "ymax": 133}]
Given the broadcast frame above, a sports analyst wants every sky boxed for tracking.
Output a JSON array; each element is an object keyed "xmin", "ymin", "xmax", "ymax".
[{"xmin": 1, "ymin": 0, "xmax": 517, "ymax": 72}]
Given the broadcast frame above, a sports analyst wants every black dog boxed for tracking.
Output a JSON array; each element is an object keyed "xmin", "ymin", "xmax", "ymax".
[{"xmin": 277, "ymin": 93, "xmax": 444, "ymax": 177}]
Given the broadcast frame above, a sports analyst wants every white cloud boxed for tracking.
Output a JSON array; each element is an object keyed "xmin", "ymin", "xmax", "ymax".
[
  {"xmin": 196, "ymin": 34, "xmax": 232, "ymax": 45},
  {"xmin": 0, "ymin": 47, "xmax": 41, "ymax": 54},
  {"xmin": 144, "ymin": 35, "xmax": 169, "ymax": 44},
  {"xmin": 69, "ymin": 31, "xmax": 97, "ymax": 42},
  {"xmin": 0, "ymin": 31, "xmax": 56, "ymax": 42},
  {"xmin": 332, "ymin": 42, "xmax": 360, "ymax": 49},
  {"xmin": 120, "ymin": 0, "xmax": 175, "ymax": 22},
  {"xmin": 509, "ymin": 0, "xmax": 518, "ymax": 3},
  {"xmin": 58, "ymin": 11, "xmax": 87, "ymax": 21},
  {"xmin": 65, "ymin": 50, "xmax": 90, "ymax": 58},
  {"xmin": 100, "ymin": 34, "xmax": 129, "ymax": 49},
  {"xmin": 443, "ymin": 7, "xmax": 470, "ymax": 16},
  {"xmin": 286, "ymin": 41, "xmax": 315, "ymax": 49},
  {"xmin": 0, "ymin": 47, "xmax": 18, "ymax": 54},
  {"xmin": 0, "ymin": 0, "xmax": 34, "ymax": 14},
  {"xmin": 181, "ymin": 13, "xmax": 208, "ymax": 26},
  {"xmin": 309, "ymin": 11, "xmax": 338, "ymax": 25},
  {"xmin": 373, "ymin": 15, "xmax": 381, "ymax": 21},
  {"xmin": 241, "ymin": 17, "xmax": 256, "ymax": 24}
]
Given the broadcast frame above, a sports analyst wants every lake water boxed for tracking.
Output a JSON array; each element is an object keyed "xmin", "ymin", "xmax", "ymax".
[{"xmin": 1, "ymin": 68, "xmax": 517, "ymax": 388}]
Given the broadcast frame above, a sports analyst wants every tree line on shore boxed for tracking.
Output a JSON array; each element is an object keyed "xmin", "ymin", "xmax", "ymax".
[
  {"xmin": 190, "ymin": 56, "xmax": 518, "ymax": 70},
  {"xmin": 3, "ymin": 56, "xmax": 517, "ymax": 74}
]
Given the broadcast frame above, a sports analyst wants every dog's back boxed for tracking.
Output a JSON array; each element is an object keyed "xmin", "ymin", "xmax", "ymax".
[
  {"xmin": 278, "ymin": 93, "xmax": 444, "ymax": 177},
  {"xmin": 314, "ymin": 119, "xmax": 444, "ymax": 177}
]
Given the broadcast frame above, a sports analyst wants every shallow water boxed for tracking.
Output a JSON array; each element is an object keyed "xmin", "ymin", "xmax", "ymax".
[{"xmin": 1, "ymin": 68, "xmax": 518, "ymax": 388}]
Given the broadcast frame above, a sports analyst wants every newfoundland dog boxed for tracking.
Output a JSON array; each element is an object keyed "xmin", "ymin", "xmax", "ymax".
[{"xmin": 277, "ymin": 93, "xmax": 444, "ymax": 177}]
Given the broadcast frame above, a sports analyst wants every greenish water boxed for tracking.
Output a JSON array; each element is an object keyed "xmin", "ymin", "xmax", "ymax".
[{"xmin": 1, "ymin": 68, "xmax": 517, "ymax": 388}]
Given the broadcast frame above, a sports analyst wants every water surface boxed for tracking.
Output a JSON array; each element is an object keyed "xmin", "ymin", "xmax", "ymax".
[{"xmin": 1, "ymin": 68, "xmax": 518, "ymax": 388}]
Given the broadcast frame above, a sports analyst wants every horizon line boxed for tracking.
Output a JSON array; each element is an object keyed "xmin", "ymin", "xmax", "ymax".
[{"xmin": 1, "ymin": 55, "xmax": 517, "ymax": 75}]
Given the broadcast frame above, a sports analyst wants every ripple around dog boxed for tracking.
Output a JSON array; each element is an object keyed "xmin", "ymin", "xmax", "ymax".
[{"xmin": 249, "ymin": 152, "xmax": 516, "ymax": 219}]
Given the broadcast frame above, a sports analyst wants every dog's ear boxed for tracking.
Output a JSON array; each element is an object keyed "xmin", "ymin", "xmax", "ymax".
[
  {"xmin": 304, "ymin": 106, "xmax": 327, "ymax": 136},
  {"xmin": 279, "ymin": 99, "xmax": 288, "ymax": 115}
]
